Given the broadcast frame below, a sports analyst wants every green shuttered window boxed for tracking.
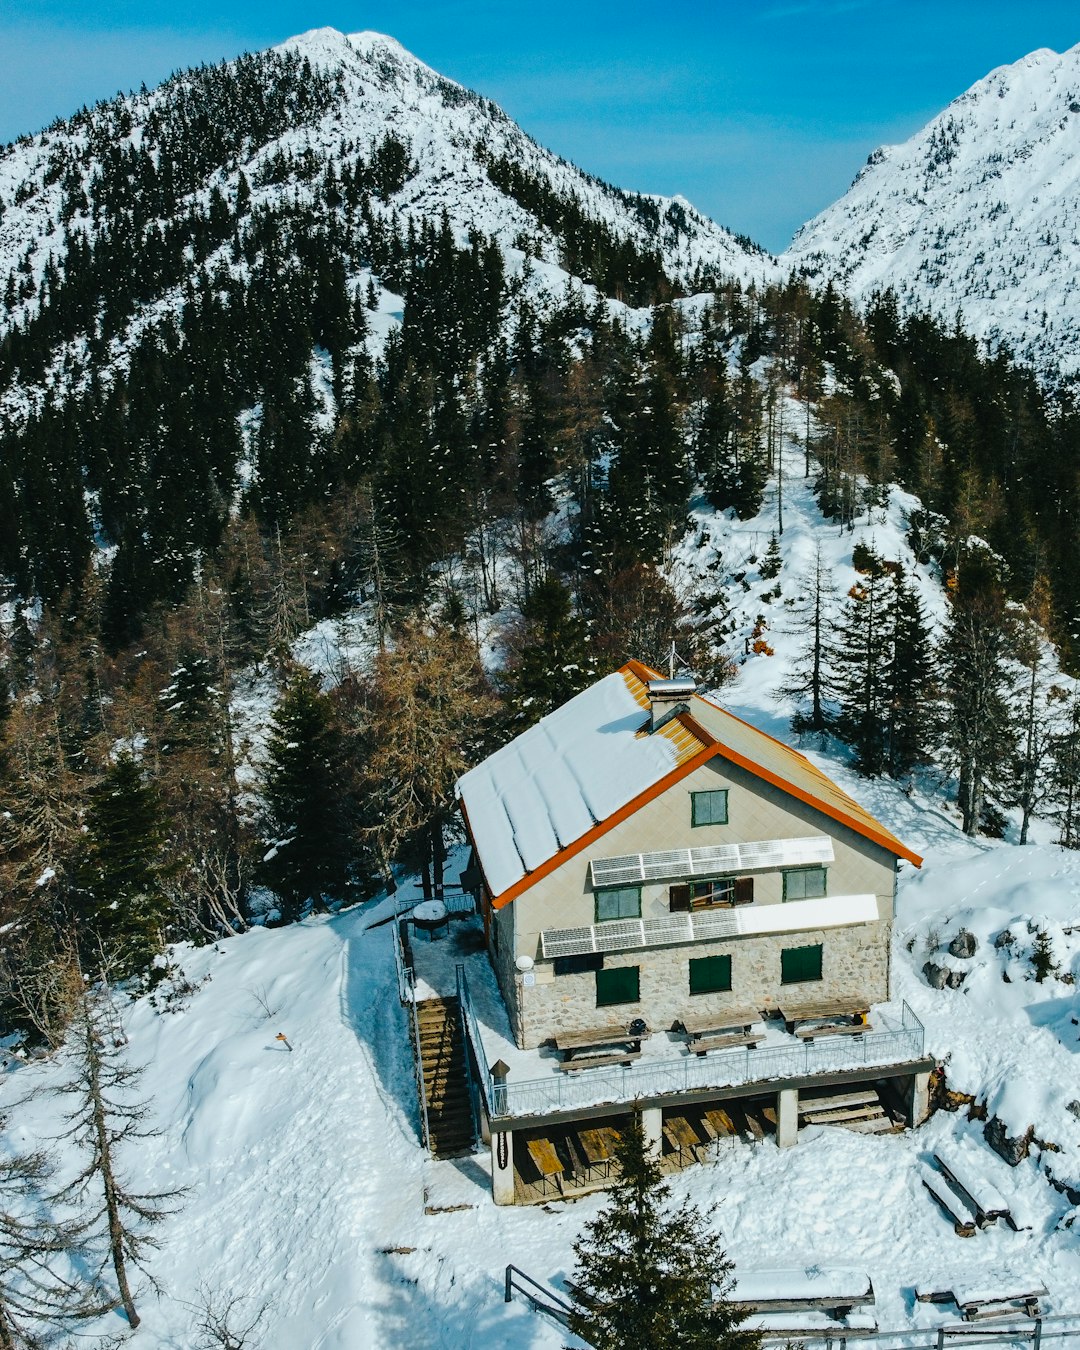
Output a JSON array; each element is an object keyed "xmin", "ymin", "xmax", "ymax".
[
  {"xmin": 596, "ymin": 966, "xmax": 640, "ymax": 1006},
  {"xmin": 689, "ymin": 954, "xmax": 732, "ymax": 995},
  {"xmin": 781, "ymin": 943, "xmax": 823, "ymax": 984},
  {"xmin": 691, "ymin": 789, "xmax": 728, "ymax": 826}
]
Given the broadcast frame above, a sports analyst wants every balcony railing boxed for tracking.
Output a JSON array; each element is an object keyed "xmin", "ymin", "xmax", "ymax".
[{"xmin": 456, "ymin": 979, "xmax": 925, "ymax": 1124}]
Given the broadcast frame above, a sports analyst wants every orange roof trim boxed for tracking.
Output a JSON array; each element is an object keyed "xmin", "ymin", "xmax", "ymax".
[{"xmin": 475, "ymin": 659, "xmax": 921, "ymax": 907}]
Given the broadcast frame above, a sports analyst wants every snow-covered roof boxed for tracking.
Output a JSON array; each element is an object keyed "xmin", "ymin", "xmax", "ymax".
[
  {"xmin": 457, "ymin": 661, "xmax": 921, "ymax": 906},
  {"xmin": 456, "ymin": 673, "xmax": 687, "ymax": 899}
]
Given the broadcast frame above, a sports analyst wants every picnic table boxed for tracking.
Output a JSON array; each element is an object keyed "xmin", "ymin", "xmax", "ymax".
[
  {"xmin": 933, "ymin": 1147, "xmax": 1015, "ymax": 1229},
  {"xmin": 916, "ymin": 1277, "xmax": 1047, "ymax": 1322},
  {"xmin": 663, "ymin": 1114, "xmax": 704, "ymax": 1163},
  {"xmin": 524, "ymin": 1136, "xmax": 564, "ymax": 1195},
  {"xmin": 777, "ymin": 997, "xmax": 870, "ymax": 1034},
  {"xmin": 729, "ymin": 1267, "xmax": 875, "ymax": 1321},
  {"xmin": 679, "ymin": 1006, "xmax": 763, "ymax": 1056},
  {"xmin": 554, "ymin": 1023, "xmax": 647, "ymax": 1071},
  {"xmin": 575, "ymin": 1126, "xmax": 620, "ymax": 1178}
]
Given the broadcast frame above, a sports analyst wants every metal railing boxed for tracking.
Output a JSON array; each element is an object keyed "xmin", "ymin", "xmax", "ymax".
[
  {"xmin": 457, "ymin": 965, "xmax": 494, "ymax": 1118},
  {"xmin": 471, "ymin": 1001, "xmax": 924, "ymax": 1123},
  {"xmin": 503, "ymin": 1264, "xmax": 573, "ymax": 1329},
  {"xmin": 391, "ymin": 913, "xmax": 432, "ymax": 1149},
  {"xmin": 761, "ymin": 1315, "xmax": 1080, "ymax": 1347}
]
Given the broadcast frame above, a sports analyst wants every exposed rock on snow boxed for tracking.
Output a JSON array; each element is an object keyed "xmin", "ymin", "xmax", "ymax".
[
  {"xmin": 984, "ymin": 1116, "xmax": 1035, "ymax": 1167},
  {"xmin": 949, "ymin": 929, "xmax": 978, "ymax": 959}
]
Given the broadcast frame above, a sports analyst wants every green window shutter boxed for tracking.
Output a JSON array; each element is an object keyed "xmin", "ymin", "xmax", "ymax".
[
  {"xmin": 689, "ymin": 954, "xmax": 732, "ymax": 995},
  {"xmin": 781, "ymin": 943, "xmax": 823, "ymax": 984},
  {"xmin": 596, "ymin": 965, "xmax": 640, "ymax": 1007},
  {"xmin": 691, "ymin": 789, "xmax": 728, "ymax": 827},
  {"xmin": 595, "ymin": 886, "xmax": 642, "ymax": 922}
]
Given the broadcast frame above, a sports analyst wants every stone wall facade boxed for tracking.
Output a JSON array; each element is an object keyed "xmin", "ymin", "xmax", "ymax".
[{"xmin": 515, "ymin": 918, "xmax": 891, "ymax": 1048}]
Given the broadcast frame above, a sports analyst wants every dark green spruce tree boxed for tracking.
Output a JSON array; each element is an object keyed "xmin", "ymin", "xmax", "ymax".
[
  {"xmin": 259, "ymin": 672, "xmax": 354, "ymax": 921},
  {"xmin": 568, "ymin": 1120, "xmax": 759, "ymax": 1350},
  {"xmin": 501, "ymin": 576, "xmax": 594, "ymax": 727},
  {"xmin": 74, "ymin": 754, "xmax": 173, "ymax": 977}
]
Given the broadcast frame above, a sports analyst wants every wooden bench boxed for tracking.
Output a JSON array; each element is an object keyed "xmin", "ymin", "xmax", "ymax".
[
  {"xmin": 688, "ymin": 1031, "xmax": 761, "ymax": 1056},
  {"xmin": 680, "ymin": 1006, "xmax": 761, "ymax": 1038},
  {"xmin": 554, "ymin": 1023, "xmax": 647, "ymax": 1070},
  {"xmin": 933, "ymin": 1148, "xmax": 1014, "ymax": 1229},
  {"xmin": 730, "ymin": 1268, "xmax": 875, "ymax": 1321},
  {"xmin": 777, "ymin": 998, "xmax": 870, "ymax": 1034},
  {"xmin": 558, "ymin": 1048, "xmax": 641, "ymax": 1071},
  {"xmin": 917, "ymin": 1279, "xmax": 1048, "ymax": 1322},
  {"xmin": 795, "ymin": 1020, "xmax": 873, "ymax": 1042},
  {"xmin": 921, "ymin": 1164, "xmax": 978, "ymax": 1237}
]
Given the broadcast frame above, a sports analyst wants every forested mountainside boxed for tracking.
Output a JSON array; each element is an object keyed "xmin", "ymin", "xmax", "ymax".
[
  {"xmin": 785, "ymin": 42, "xmax": 1080, "ymax": 381},
  {"xmin": 4, "ymin": 28, "xmax": 1080, "ymax": 1025}
]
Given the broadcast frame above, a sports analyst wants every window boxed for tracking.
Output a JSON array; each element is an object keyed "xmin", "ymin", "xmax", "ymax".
[
  {"xmin": 595, "ymin": 885, "xmax": 641, "ymax": 922},
  {"xmin": 691, "ymin": 789, "xmax": 728, "ymax": 827},
  {"xmin": 781, "ymin": 943, "xmax": 823, "ymax": 984},
  {"xmin": 596, "ymin": 965, "xmax": 640, "ymax": 1006},
  {"xmin": 553, "ymin": 953, "xmax": 604, "ymax": 977},
  {"xmin": 783, "ymin": 866, "xmax": 827, "ymax": 901},
  {"xmin": 689, "ymin": 954, "xmax": 732, "ymax": 995}
]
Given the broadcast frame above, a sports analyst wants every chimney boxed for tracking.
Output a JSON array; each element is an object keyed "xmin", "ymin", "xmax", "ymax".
[{"xmin": 646, "ymin": 677, "xmax": 697, "ymax": 730}]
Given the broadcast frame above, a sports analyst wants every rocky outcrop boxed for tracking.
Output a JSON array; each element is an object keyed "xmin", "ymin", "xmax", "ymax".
[{"xmin": 949, "ymin": 928, "xmax": 977, "ymax": 958}]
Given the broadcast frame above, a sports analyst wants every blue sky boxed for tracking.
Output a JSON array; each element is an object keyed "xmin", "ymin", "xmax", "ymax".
[{"xmin": 2, "ymin": 2, "xmax": 1078, "ymax": 251}]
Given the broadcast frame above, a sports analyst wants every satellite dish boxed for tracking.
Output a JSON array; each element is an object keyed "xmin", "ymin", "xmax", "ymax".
[{"xmin": 515, "ymin": 955, "xmax": 534, "ymax": 972}]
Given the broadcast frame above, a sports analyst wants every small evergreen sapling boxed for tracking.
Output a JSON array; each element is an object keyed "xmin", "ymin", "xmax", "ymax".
[
  {"xmin": 567, "ymin": 1120, "xmax": 760, "ymax": 1350},
  {"xmin": 1031, "ymin": 929, "xmax": 1057, "ymax": 983}
]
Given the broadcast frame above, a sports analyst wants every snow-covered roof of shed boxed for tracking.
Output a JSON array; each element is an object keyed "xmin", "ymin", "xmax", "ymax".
[{"xmin": 456, "ymin": 673, "xmax": 685, "ymax": 899}]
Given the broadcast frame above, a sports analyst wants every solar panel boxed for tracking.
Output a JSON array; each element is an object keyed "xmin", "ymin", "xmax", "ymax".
[
  {"xmin": 540, "ymin": 906, "xmax": 741, "ymax": 959},
  {"xmin": 589, "ymin": 836, "xmax": 833, "ymax": 888}
]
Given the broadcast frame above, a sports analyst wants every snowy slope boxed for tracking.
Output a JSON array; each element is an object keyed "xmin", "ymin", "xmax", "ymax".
[
  {"xmin": 784, "ymin": 43, "xmax": 1080, "ymax": 378},
  {"xmin": 5, "ymin": 428, "xmax": 1080, "ymax": 1346}
]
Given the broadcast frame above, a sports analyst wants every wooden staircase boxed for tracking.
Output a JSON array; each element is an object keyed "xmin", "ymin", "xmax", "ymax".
[{"xmin": 414, "ymin": 997, "xmax": 476, "ymax": 1158}]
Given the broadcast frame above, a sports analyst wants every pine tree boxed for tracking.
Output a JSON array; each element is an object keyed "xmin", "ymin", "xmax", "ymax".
[
  {"xmin": 259, "ymin": 672, "xmax": 356, "ymax": 921},
  {"xmin": 944, "ymin": 554, "xmax": 1015, "ymax": 836},
  {"xmin": 782, "ymin": 542, "xmax": 834, "ymax": 740},
  {"xmin": 883, "ymin": 572, "xmax": 936, "ymax": 779},
  {"xmin": 74, "ymin": 754, "xmax": 173, "ymax": 978},
  {"xmin": 500, "ymin": 575, "xmax": 593, "ymax": 727},
  {"xmin": 54, "ymin": 980, "xmax": 185, "ymax": 1332},
  {"xmin": 833, "ymin": 546, "xmax": 894, "ymax": 776},
  {"xmin": 568, "ymin": 1120, "xmax": 759, "ymax": 1350}
]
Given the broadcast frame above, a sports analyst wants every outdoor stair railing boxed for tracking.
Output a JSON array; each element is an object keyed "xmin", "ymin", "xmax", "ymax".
[{"xmin": 503, "ymin": 1264, "xmax": 573, "ymax": 1329}]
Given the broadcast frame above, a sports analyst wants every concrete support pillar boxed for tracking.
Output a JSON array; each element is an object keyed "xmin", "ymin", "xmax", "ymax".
[
  {"xmin": 641, "ymin": 1106, "xmax": 663, "ymax": 1161},
  {"xmin": 906, "ymin": 1070, "xmax": 931, "ymax": 1128},
  {"xmin": 776, "ymin": 1087, "xmax": 799, "ymax": 1148},
  {"xmin": 491, "ymin": 1128, "xmax": 515, "ymax": 1205}
]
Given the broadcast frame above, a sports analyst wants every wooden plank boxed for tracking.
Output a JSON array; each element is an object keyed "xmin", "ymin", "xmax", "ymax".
[
  {"xmin": 526, "ymin": 1137, "xmax": 564, "ymax": 1178},
  {"xmin": 799, "ymin": 1089, "xmax": 880, "ymax": 1112},
  {"xmin": 795, "ymin": 1022, "xmax": 872, "ymax": 1041},
  {"xmin": 921, "ymin": 1173, "xmax": 977, "ymax": 1237},
  {"xmin": 802, "ymin": 1104, "xmax": 886, "ymax": 1125},
  {"xmin": 554, "ymin": 1025, "xmax": 638, "ymax": 1052},
  {"xmin": 680, "ymin": 1007, "xmax": 760, "ymax": 1037},
  {"xmin": 558, "ymin": 1049, "xmax": 641, "ymax": 1072},
  {"xmin": 690, "ymin": 1032, "xmax": 760, "ymax": 1056},
  {"xmin": 743, "ymin": 1110, "xmax": 766, "ymax": 1143},
  {"xmin": 705, "ymin": 1107, "xmax": 736, "ymax": 1137}
]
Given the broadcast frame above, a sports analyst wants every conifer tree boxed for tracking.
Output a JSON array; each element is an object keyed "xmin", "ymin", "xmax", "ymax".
[
  {"xmin": 782, "ymin": 542, "xmax": 834, "ymax": 740},
  {"xmin": 74, "ymin": 754, "xmax": 173, "ymax": 978},
  {"xmin": 944, "ymin": 554, "xmax": 1015, "ymax": 836},
  {"xmin": 568, "ymin": 1120, "xmax": 759, "ymax": 1350},
  {"xmin": 259, "ymin": 671, "xmax": 355, "ymax": 921},
  {"xmin": 0, "ymin": 1115, "xmax": 113, "ymax": 1350},
  {"xmin": 500, "ymin": 576, "xmax": 594, "ymax": 727},
  {"xmin": 54, "ymin": 980, "xmax": 184, "ymax": 1332},
  {"xmin": 833, "ymin": 547, "xmax": 894, "ymax": 777},
  {"xmin": 883, "ymin": 572, "xmax": 936, "ymax": 779}
]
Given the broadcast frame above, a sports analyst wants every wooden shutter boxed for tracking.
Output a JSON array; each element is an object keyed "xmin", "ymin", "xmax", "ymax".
[
  {"xmin": 669, "ymin": 884, "xmax": 691, "ymax": 912},
  {"xmin": 733, "ymin": 876, "xmax": 754, "ymax": 905}
]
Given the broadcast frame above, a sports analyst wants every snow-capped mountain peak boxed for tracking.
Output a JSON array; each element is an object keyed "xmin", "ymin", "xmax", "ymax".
[{"xmin": 784, "ymin": 40, "xmax": 1080, "ymax": 378}]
